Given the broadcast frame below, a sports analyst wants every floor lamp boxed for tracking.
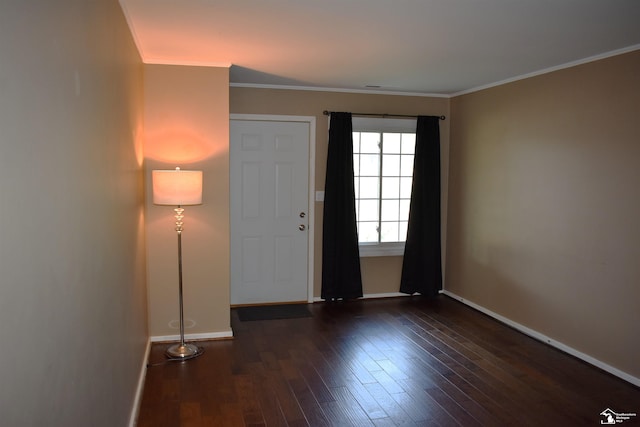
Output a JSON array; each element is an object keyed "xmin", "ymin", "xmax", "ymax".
[{"xmin": 152, "ymin": 167, "xmax": 204, "ymax": 360}]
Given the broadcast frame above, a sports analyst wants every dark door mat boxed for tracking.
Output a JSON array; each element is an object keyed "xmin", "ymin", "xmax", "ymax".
[{"xmin": 235, "ymin": 304, "xmax": 312, "ymax": 321}]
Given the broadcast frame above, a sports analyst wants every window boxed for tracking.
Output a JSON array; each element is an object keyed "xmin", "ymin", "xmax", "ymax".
[{"xmin": 352, "ymin": 118, "xmax": 416, "ymax": 256}]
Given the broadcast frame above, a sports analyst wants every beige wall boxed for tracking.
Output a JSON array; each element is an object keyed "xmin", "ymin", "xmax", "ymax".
[
  {"xmin": 447, "ymin": 50, "xmax": 640, "ymax": 380},
  {"xmin": 144, "ymin": 65, "xmax": 231, "ymax": 338},
  {"xmin": 230, "ymin": 88, "xmax": 450, "ymax": 297},
  {"xmin": 0, "ymin": 2, "xmax": 148, "ymax": 425}
]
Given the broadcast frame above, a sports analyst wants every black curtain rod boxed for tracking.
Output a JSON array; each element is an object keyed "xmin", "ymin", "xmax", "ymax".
[{"xmin": 323, "ymin": 110, "xmax": 445, "ymax": 120}]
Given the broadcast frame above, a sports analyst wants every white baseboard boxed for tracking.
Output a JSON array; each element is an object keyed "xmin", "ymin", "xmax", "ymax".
[
  {"xmin": 442, "ymin": 290, "xmax": 640, "ymax": 387},
  {"xmin": 128, "ymin": 338, "xmax": 151, "ymax": 427},
  {"xmin": 363, "ymin": 292, "xmax": 411, "ymax": 300},
  {"xmin": 150, "ymin": 330, "xmax": 234, "ymax": 343},
  {"xmin": 313, "ymin": 292, "xmax": 411, "ymax": 302}
]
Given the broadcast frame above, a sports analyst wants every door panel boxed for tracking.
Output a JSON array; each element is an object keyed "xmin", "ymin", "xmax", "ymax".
[{"xmin": 230, "ymin": 119, "xmax": 310, "ymax": 305}]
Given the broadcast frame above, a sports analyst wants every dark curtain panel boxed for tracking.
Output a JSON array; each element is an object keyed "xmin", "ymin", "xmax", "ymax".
[
  {"xmin": 400, "ymin": 116, "xmax": 442, "ymax": 297},
  {"xmin": 321, "ymin": 112, "xmax": 363, "ymax": 300}
]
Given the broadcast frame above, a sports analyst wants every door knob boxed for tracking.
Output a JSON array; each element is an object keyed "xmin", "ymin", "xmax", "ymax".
[
  {"xmin": 299, "ymin": 224, "xmax": 306, "ymax": 231},
  {"xmin": 299, "ymin": 212, "xmax": 306, "ymax": 218}
]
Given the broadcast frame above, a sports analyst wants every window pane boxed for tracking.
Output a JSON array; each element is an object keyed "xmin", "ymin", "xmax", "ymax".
[
  {"xmin": 400, "ymin": 177, "xmax": 413, "ymax": 198},
  {"xmin": 360, "ymin": 132, "xmax": 380, "ymax": 153},
  {"xmin": 353, "ymin": 127, "xmax": 416, "ymax": 247},
  {"xmin": 381, "ymin": 199, "xmax": 399, "ymax": 221},
  {"xmin": 381, "ymin": 222, "xmax": 400, "ymax": 242},
  {"xmin": 381, "ymin": 177, "xmax": 400, "ymax": 199},
  {"xmin": 382, "ymin": 154, "xmax": 400, "ymax": 177},
  {"xmin": 400, "ymin": 199, "xmax": 411, "ymax": 220},
  {"xmin": 382, "ymin": 133, "xmax": 401, "ymax": 153},
  {"xmin": 399, "ymin": 221, "xmax": 408, "ymax": 240},
  {"xmin": 360, "ymin": 154, "xmax": 380, "ymax": 176},
  {"xmin": 358, "ymin": 222, "xmax": 379, "ymax": 243},
  {"xmin": 352, "ymin": 132, "xmax": 361, "ymax": 153},
  {"xmin": 401, "ymin": 134, "xmax": 415, "ymax": 154},
  {"xmin": 359, "ymin": 177, "xmax": 379, "ymax": 199},
  {"xmin": 400, "ymin": 154, "xmax": 414, "ymax": 176},
  {"xmin": 358, "ymin": 199, "xmax": 379, "ymax": 221}
]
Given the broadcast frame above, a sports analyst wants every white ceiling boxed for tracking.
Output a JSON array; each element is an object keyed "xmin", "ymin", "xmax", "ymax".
[{"xmin": 120, "ymin": 0, "xmax": 640, "ymax": 96}]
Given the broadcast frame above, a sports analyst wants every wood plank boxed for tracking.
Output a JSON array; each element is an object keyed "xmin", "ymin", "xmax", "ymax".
[{"xmin": 137, "ymin": 296, "xmax": 640, "ymax": 426}]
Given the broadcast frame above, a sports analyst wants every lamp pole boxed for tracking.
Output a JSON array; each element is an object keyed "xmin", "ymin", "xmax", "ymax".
[
  {"xmin": 164, "ymin": 206, "xmax": 203, "ymax": 360},
  {"xmin": 152, "ymin": 168, "xmax": 204, "ymax": 361}
]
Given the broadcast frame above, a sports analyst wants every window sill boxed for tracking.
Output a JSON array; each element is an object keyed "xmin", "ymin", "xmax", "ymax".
[{"xmin": 359, "ymin": 243, "xmax": 405, "ymax": 257}]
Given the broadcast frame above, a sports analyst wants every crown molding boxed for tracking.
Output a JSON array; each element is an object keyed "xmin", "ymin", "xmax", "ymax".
[
  {"xmin": 144, "ymin": 58, "xmax": 232, "ymax": 68},
  {"xmin": 229, "ymin": 82, "xmax": 450, "ymax": 98}
]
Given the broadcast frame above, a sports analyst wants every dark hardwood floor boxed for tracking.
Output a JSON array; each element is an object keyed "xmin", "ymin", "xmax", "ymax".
[{"xmin": 137, "ymin": 296, "xmax": 639, "ymax": 426}]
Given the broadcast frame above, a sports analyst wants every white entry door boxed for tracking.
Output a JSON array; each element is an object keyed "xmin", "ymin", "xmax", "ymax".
[{"xmin": 230, "ymin": 118, "xmax": 311, "ymax": 305}]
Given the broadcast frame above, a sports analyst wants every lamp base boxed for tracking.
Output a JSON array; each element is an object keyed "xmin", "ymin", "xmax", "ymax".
[{"xmin": 165, "ymin": 343, "xmax": 203, "ymax": 360}]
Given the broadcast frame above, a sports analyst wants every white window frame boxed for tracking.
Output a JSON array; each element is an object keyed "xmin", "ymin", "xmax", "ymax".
[{"xmin": 352, "ymin": 117, "xmax": 416, "ymax": 257}]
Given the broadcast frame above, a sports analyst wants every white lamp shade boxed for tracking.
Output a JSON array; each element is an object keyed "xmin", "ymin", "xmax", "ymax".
[{"xmin": 152, "ymin": 168, "xmax": 203, "ymax": 205}]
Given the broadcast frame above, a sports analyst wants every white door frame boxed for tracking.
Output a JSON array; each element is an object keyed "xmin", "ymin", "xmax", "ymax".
[{"xmin": 230, "ymin": 114, "xmax": 316, "ymax": 303}]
